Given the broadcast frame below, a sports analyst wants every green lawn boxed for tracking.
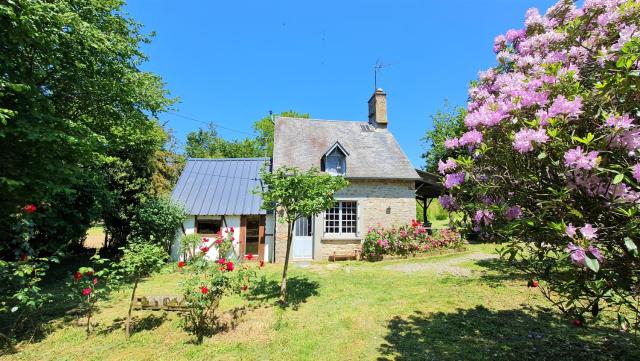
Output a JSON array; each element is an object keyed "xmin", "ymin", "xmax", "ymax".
[{"xmin": 4, "ymin": 244, "xmax": 639, "ymax": 361}]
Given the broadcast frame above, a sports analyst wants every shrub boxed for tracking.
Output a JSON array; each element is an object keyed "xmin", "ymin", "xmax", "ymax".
[
  {"xmin": 129, "ymin": 196, "xmax": 186, "ymax": 253},
  {"xmin": 179, "ymin": 245, "xmax": 261, "ymax": 343},
  {"xmin": 66, "ymin": 253, "xmax": 112, "ymax": 336},
  {"xmin": 113, "ymin": 242, "xmax": 167, "ymax": 338},
  {"xmin": 179, "ymin": 233, "xmax": 202, "ymax": 260},
  {"xmin": 362, "ymin": 220, "xmax": 464, "ymax": 260},
  {"xmin": 438, "ymin": 1, "xmax": 640, "ymax": 329}
]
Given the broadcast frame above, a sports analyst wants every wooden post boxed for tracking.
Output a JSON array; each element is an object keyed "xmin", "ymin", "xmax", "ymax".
[
  {"xmin": 258, "ymin": 215, "xmax": 265, "ymax": 261},
  {"xmin": 239, "ymin": 216, "xmax": 247, "ymax": 257}
]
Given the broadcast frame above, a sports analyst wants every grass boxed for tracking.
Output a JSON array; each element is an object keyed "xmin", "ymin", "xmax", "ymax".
[{"xmin": 3, "ymin": 244, "xmax": 639, "ymax": 361}]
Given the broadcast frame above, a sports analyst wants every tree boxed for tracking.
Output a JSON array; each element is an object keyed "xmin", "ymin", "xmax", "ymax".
[
  {"xmin": 253, "ymin": 110, "xmax": 310, "ymax": 157},
  {"xmin": 129, "ymin": 196, "xmax": 186, "ymax": 254},
  {"xmin": 257, "ymin": 167, "xmax": 347, "ymax": 302},
  {"xmin": 421, "ymin": 102, "xmax": 466, "ymax": 173},
  {"xmin": 438, "ymin": 1, "xmax": 640, "ymax": 329},
  {"xmin": 114, "ymin": 242, "xmax": 167, "ymax": 338},
  {"xmin": 0, "ymin": 0, "xmax": 174, "ymax": 253},
  {"xmin": 185, "ymin": 123, "xmax": 262, "ymax": 158}
]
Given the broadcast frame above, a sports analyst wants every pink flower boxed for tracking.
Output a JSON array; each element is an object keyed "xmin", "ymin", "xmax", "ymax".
[
  {"xmin": 217, "ymin": 258, "xmax": 226, "ymax": 264},
  {"xmin": 548, "ymin": 95, "xmax": 582, "ymax": 118},
  {"xmin": 579, "ymin": 224, "xmax": 598, "ymax": 240},
  {"xmin": 444, "ymin": 172, "xmax": 465, "ymax": 189},
  {"xmin": 588, "ymin": 245, "xmax": 604, "ymax": 263},
  {"xmin": 459, "ymin": 130, "xmax": 483, "ymax": 146},
  {"xmin": 604, "ymin": 114, "xmax": 634, "ymax": 129},
  {"xmin": 444, "ymin": 138, "xmax": 460, "ymax": 149},
  {"xmin": 473, "ymin": 210, "xmax": 495, "ymax": 226},
  {"xmin": 74, "ymin": 272, "xmax": 82, "ymax": 281},
  {"xmin": 226, "ymin": 261, "xmax": 234, "ymax": 271},
  {"xmin": 82, "ymin": 288, "xmax": 92, "ymax": 296},
  {"xmin": 437, "ymin": 158, "xmax": 457, "ymax": 175},
  {"xmin": 563, "ymin": 147, "xmax": 599, "ymax": 170},
  {"xmin": 565, "ymin": 224, "xmax": 577, "ymax": 238},
  {"xmin": 200, "ymin": 246, "xmax": 209, "ymax": 253},
  {"xmin": 513, "ymin": 128, "xmax": 548, "ymax": 153},
  {"xmin": 505, "ymin": 206, "xmax": 522, "ymax": 220},
  {"xmin": 567, "ymin": 243, "xmax": 586, "ymax": 266},
  {"xmin": 632, "ymin": 164, "xmax": 640, "ymax": 183}
]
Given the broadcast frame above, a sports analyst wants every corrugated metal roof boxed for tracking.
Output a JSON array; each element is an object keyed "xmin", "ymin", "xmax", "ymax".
[{"xmin": 171, "ymin": 158, "xmax": 270, "ymax": 215}]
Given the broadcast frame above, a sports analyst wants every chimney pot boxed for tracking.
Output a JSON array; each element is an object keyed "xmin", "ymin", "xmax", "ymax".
[{"xmin": 368, "ymin": 88, "xmax": 388, "ymax": 129}]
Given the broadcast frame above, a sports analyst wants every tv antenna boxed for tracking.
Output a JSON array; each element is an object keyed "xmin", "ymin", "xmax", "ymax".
[{"xmin": 374, "ymin": 59, "xmax": 391, "ymax": 89}]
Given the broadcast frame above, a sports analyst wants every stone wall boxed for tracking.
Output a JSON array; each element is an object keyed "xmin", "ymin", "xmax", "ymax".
[{"xmin": 274, "ymin": 179, "xmax": 416, "ymax": 262}]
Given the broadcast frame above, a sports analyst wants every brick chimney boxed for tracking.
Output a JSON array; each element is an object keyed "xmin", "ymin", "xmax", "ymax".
[{"xmin": 368, "ymin": 88, "xmax": 387, "ymax": 129}]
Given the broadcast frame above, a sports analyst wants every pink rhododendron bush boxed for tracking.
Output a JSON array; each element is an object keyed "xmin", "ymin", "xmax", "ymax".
[
  {"xmin": 440, "ymin": 0, "xmax": 640, "ymax": 329},
  {"xmin": 362, "ymin": 220, "xmax": 465, "ymax": 259}
]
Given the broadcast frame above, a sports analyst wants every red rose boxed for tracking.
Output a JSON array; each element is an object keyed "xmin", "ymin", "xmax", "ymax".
[
  {"xmin": 23, "ymin": 204, "xmax": 37, "ymax": 214},
  {"xmin": 82, "ymin": 288, "xmax": 92, "ymax": 296},
  {"xmin": 259, "ymin": 260, "xmax": 265, "ymax": 268},
  {"xmin": 200, "ymin": 246, "xmax": 209, "ymax": 253},
  {"xmin": 85, "ymin": 271, "xmax": 93, "ymax": 276},
  {"xmin": 200, "ymin": 286, "xmax": 209, "ymax": 294},
  {"xmin": 74, "ymin": 272, "xmax": 82, "ymax": 281},
  {"xmin": 92, "ymin": 278, "xmax": 98, "ymax": 285},
  {"xmin": 201, "ymin": 237, "xmax": 207, "ymax": 243},
  {"xmin": 178, "ymin": 261, "xmax": 186, "ymax": 268},
  {"xmin": 242, "ymin": 284, "xmax": 248, "ymax": 291},
  {"xmin": 532, "ymin": 280, "xmax": 539, "ymax": 287},
  {"xmin": 215, "ymin": 238, "xmax": 222, "ymax": 245},
  {"xmin": 230, "ymin": 227, "xmax": 235, "ymax": 233},
  {"xmin": 226, "ymin": 261, "xmax": 234, "ymax": 271},
  {"xmin": 572, "ymin": 319, "xmax": 582, "ymax": 327},
  {"xmin": 19, "ymin": 253, "xmax": 28, "ymax": 261},
  {"xmin": 245, "ymin": 253, "xmax": 254, "ymax": 261},
  {"xmin": 217, "ymin": 258, "xmax": 226, "ymax": 264}
]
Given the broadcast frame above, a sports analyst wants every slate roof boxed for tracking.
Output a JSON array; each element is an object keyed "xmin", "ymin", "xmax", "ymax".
[
  {"xmin": 273, "ymin": 117, "xmax": 420, "ymax": 180},
  {"xmin": 171, "ymin": 158, "xmax": 270, "ymax": 215}
]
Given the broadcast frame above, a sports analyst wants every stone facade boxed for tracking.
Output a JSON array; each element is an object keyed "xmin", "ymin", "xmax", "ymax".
[{"xmin": 274, "ymin": 179, "xmax": 416, "ymax": 262}]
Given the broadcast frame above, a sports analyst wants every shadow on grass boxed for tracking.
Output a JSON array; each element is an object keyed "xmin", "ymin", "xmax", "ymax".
[
  {"xmin": 98, "ymin": 313, "xmax": 168, "ymax": 336},
  {"xmin": 473, "ymin": 257, "xmax": 532, "ymax": 286},
  {"xmin": 247, "ymin": 276, "xmax": 319, "ymax": 310},
  {"xmin": 378, "ymin": 305, "xmax": 640, "ymax": 361}
]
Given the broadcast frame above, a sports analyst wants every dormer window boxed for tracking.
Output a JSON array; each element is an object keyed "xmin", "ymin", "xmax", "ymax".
[{"xmin": 322, "ymin": 142, "xmax": 349, "ymax": 176}]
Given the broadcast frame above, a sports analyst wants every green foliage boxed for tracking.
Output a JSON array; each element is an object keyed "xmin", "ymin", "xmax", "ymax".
[
  {"xmin": 185, "ymin": 111, "xmax": 309, "ymax": 159},
  {"xmin": 427, "ymin": 199, "xmax": 449, "ymax": 221},
  {"xmin": 0, "ymin": 0, "xmax": 175, "ymax": 252},
  {"xmin": 258, "ymin": 167, "xmax": 348, "ymax": 225},
  {"xmin": 66, "ymin": 253, "xmax": 112, "ymax": 336},
  {"xmin": 179, "ymin": 233, "xmax": 203, "ymax": 260},
  {"xmin": 113, "ymin": 241, "xmax": 168, "ymax": 337},
  {"xmin": 179, "ymin": 251, "xmax": 261, "ymax": 343},
  {"xmin": 252, "ymin": 110, "xmax": 310, "ymax": 156},
  {"xmin": 421, "ymin": 102, "xmax": 467, "ymax": 173},
  {"xmin": 129, "ymin": 196, "xmax": 186, "ymax": 254},
  {"xmin": 257, "ymin": 166, "xmax": 347, "ymax": 301}
]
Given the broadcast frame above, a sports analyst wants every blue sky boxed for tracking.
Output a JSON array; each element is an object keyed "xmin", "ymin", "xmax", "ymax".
[{"xmin": 126, "ymin": 0, "xmax": 559, "ymax": 167}]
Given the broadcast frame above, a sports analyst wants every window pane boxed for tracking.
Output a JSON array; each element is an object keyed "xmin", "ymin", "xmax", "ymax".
[
  {"xmin": 197, "ymin": 220, "xmax": 221, "ymax": 235},
  {"xmin": 325, "ymin": 201, "xmax": 357, "ymax": 235}
]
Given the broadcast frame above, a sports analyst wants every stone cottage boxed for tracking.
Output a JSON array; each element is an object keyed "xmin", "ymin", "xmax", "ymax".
[{"xmin": 272, "ymin": 89, "xmax": 421, "ymax": 262}]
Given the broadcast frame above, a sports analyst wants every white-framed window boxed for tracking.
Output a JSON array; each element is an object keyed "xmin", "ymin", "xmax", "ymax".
[
  {"xmin": 324, "ymin": 200, "xmax": 358, "ymax": 235},
  {"xmin": 325, "ymin": 148, "xmax": 346, "ymax": 175}
]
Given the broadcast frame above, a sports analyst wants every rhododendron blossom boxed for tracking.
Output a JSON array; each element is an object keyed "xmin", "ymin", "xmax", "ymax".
[
  {"xmin": 564, "ymin": 147, "xmax": 599, "ymax": 170},
  {"xmin": 436, "ymin": 0, "xmax": 640, "ymax": 328},
  {"xmin": 513, "ymin": 128, "xmax": 549, "ymax": 153}
]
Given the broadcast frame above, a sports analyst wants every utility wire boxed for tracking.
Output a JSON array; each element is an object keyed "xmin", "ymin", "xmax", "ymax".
[{"xmin": 165, "ymin": 111, "xmax": 255, "ymax": 136}]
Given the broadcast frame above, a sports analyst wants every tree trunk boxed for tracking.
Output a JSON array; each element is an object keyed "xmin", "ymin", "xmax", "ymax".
[
  {"xmin": 125, "ymin": 279, "xmax": 139, "ymax": 338},
  {"xmin": 279, "ymin": 221, "xmax": 294, "ymax": 303}
]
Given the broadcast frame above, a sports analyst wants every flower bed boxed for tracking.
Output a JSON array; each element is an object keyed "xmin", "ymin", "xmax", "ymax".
[{"xmin": 361, "ymin": 220, "xmax": 465, "ymax": 260}]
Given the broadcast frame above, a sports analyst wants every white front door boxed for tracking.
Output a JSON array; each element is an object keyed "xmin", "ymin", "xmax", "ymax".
[{"xmin": 292, "ymin": 216, "xmax": 313, "ymax": 259}]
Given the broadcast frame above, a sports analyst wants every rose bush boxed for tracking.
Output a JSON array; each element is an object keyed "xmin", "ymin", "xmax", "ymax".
[
  {"xmin": 67, "ymin": 253, "xmax": 112, "ymax": 336},
  {"xmin": 438, "ymin": 0, "xmax": 640, "ymax": 329},
  {"xmin": 362, "ymin": 220, "xmax": 464, "ymax": 259},
  {"xmin": 179, "ymin": 243, "xmax": 261, "ymax": 343}
]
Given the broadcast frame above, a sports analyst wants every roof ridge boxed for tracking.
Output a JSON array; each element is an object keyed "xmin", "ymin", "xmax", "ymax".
[
  {"xmin": 188, "ymin": 157, "xmax": 270, "ymax": 161},
  {"xmin": 277, "ymin": 116, "xmax": 368, "ymax": 124}
]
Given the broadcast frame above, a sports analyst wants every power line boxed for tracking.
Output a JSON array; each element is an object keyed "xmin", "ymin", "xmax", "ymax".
[{"xmin": 165, "ymin": 111, "xmax": 255, "ymax": 136}]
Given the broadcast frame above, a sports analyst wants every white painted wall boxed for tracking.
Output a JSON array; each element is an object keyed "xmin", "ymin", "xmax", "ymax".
[{"xmin": 172, "ymin": 215, "xmax": 241, "ymax": 261}]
